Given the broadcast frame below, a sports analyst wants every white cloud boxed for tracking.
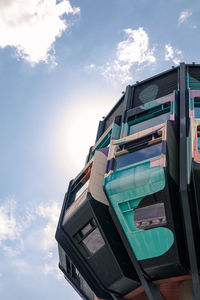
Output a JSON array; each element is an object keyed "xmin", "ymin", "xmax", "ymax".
[
  {"xmin": 43, "ymin": 260, "xmax": 62, "ymax": 279},
  {"xmin": 88, "ymin": 63, "xmax": 96, "ymax": 69},
  {"xmin": 0, "ymin": 0, "xmax": 80, "ymax": 65},
  {"xmin": 101, "ymin": 27, "xmax": 156, "ymax": 84},
  {"xmin": 164, "ymin": 44, "xmax": 182, "ymax": 65},
  {"xmin": 178, "ymin": 10, "xmax": 192, "ymax": 24},
  {"xmin": 0, "ymin": 199, "xmax": 21, "ymax": 243},
  {"xmin": 36, "ymin": 201, "xmax": 60, "ymax": 251}
]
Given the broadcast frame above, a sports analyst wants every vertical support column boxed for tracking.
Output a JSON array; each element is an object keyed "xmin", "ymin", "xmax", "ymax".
[
  {"xmin": 122, "ymin": 85, "xmax": 134, "ymax": 123},
  {"xmin": 121, "ymin": 85, "xmax": 134, "ymax": 137},
  {"xmin": 179, "ymin": 62, "xmax": 200, "ymax": 299},
  {"xmin": 109, "ymin": 208, "xmax": 164, "ymax": 300},
  {"xmin": 95, "ymin": 119, "xmax": 105, "ymax": 143}
]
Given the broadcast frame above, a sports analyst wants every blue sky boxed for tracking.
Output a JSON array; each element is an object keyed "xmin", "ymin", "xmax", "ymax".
[{"xmin": 0, "ymin": 0, "xmax": 200, "ymax": 299}]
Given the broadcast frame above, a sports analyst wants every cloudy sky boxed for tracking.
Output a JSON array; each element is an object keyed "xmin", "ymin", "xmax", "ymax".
[{"xmin": 0, "ymin": 0, "xmax": 200, "ymax": 299}]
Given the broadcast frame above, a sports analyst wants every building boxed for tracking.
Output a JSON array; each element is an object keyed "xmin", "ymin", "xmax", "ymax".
[{"xmin": 55, "ymin": 63, "xmax": 200, "ymax": 300}]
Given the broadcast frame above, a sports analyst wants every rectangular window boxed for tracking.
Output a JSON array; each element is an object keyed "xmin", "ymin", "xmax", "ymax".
[
  {"xmin": 115, "ymin": 142, "xmax": 162, "ymax": 171},
  {"xmin": 81, "ymin": 228, "xmax": 105, "ymax": 256},
  {"xmin": 75, "ymin": 219, "xmax": 105, "ymax": 257},
  {"xmin": 194, "ymin": 97, "xmax": 200, "ymax": 118},
  {"xmin": 89, "ymin": 130, "xmax": 111, "ymax": 160},
  {"xmin": 197, "ymin": 126, "xmax": 200, "ymax": 152},
  {"xmin": 134, "ymin": 203, "xmax": 166, "ymax": 229},
  {"xmin": 65, "ymin": 255, "xmax": 79, "ymax": 282},
  {"xmin": 129, "ymin": 111, "xmax": 170, "ymax": 135},
  {"xmin": 66, "ymin": 255, "xmax": 71, "ymax": 274},
  {"xmin": 74, "ymin": 180, "xmax": 89, "ymax": 202}
]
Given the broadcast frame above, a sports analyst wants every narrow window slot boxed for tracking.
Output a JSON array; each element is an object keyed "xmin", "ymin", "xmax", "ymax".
[
  {"xmin": 197, "ymin": 126, "xmax": 200, "ymax": 152},
  {"xmin": 194, "ymin": 98, "xmax": 200, "ymax": 118}
]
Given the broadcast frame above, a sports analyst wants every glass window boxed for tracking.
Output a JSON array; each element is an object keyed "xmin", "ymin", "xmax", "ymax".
[
  {"xmin": 134, "ymin": 203, "xmax": 166, "ymax": 229},
  {"xmin": 194, "ymin": 98, "xmax": 200, "ymax": 118},
  {"xmin": 75, "ymin": 219, "xmax": 105, "ymax": 256},
  {"xmin": 129, "ymin": 112, "xmax": 170, "ymax": 135},
  {"xmin": 115, "ymin": 142, "xmax": 162, "ymax": 170},
  {"xmin": 74, "ymin": 180, "xmax": 89, "ymax": 202},
  {"xmin": 66, "ymin": 255, "xmax": 71, "ymax": 274},
  {"xmin": 197, "ymin": 127, "xmax": 200, "ymax": 152},
  {"xmin": 81, "ymin": 228, "xmax": 105, "ymax": 256},
  {"xmin": 81, "ymin": 223, "xmax": 92, "ymax": 236},
  {"xmin": 89, "ymin": 130, "xmax": 111, "ymax": 160},
  {"xmin": 65, "ymin": 255, "xmax": 79, "ymax": 281}
]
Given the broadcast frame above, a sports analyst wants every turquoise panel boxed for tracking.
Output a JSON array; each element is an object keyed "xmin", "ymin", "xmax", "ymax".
[
  {"xmin": 111, "ymin": 123, "xmax": 121, "ymax": 139},
  {"xmin": 189, "ymin": 97, "xmax": 194, "ymax": 111},
  {"xmin": 105, "ymin": 161, "xmax": 165, "ymax": 202},
  {"xmin": 104, "ymin": 161, "xmax": 174, "ymax": 260},
  {"xmin": 121, "ymin": 122, "xmax": 128, "ymax": 136},
  {"xmin": 188, "ymin": 75, "xmax": 200, "ymax": 90},
  {"xmin": 89, "ymin": 130, "xmax": 111, "ymax": 160}
]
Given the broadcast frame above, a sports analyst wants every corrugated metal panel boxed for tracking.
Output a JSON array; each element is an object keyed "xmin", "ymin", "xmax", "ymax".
[
  {"xmin": 133, "ymin": 70, "xmax": 178, "ymax": 108},
  {"xmin": 188, "ymin": 66, "xmax": 200, "ymax": 90}
]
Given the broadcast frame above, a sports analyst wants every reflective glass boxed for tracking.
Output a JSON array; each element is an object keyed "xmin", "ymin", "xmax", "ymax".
[
  {"xmin": 82, "ymin": 228, "xmax": 105, "ymax": 255},
  {"xmin": 115, "ymin": 142, "xmax": 162, "ymax": 170},
  {"xmin": 129, "ymin": 112, "xmax": 170, "ymax": 135},
  {"xmin": 74, "ymin": 180, "xmax": 89, "ymax": 202},
  {"xmin": 194, "ymin": 107, "xmax": 200, "ymax": 118},
  {"xmin": 134, "ymin": 203, "xmax": 166, "ymax": 229},
  {"xmin": 81, "ymin": 223, "xmax": 92, "ymax": 236},
  {"xmin": 198, "ymin": 137, "xmax": 200, "ymax": 152}
]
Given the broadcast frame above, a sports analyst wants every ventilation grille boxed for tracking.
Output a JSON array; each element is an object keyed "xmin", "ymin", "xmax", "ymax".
[
  {"xmin": 133, "ymin": 70, "xmax": 178, "ymax": 108},
  {"xmin": 188, "ymin": 67, "xmax": 200, "ymax": 90}
]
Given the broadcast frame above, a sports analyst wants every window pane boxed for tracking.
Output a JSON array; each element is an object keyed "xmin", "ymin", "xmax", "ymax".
[
  {"xmin": 134, "ymin": 203, "xmax": 166, "ymax": 229},
  {"xmin": 74, "ymin": 180, "xmax": 89, "ymax": 202},
  {"xmin": 81, "ymin": 228, "xmax": 105, "ymax": 255},
  {"xmin": 129, "ymin": 112, "xmax": 170, "ymax": 135},
  {"xmin": 115, "ymin": 142, "xmax": 162, "ymax": 170},
  {"xmin": 194, "ymin": 107, "xmax": 200, "ymax": 118},
  {"xmin": 198, "ymin": 137, "xmax": 200, "ymax": 152},
  {"xmin": 81, "ymin": 223, "xmax": 92, "ymax": 236}
]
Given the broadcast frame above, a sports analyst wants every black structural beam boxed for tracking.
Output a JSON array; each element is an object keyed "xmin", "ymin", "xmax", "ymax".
[
  {"xmin": 109, "ymin": 207, "xmax": 164, "ymax": 300},
  {"xmin": 179, "ymin": 62, "xmax": 200, "ymax": 299}
]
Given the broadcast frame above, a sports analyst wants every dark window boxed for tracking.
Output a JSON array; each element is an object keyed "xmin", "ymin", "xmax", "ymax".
[
  {"xmin": 198, "ymin": 126, "xmax": 200, "ymax": 152},
  {"xmin": 194, "ymin": 98, "xmax": 200, "ymax": 118},
  {"xmin": 115, "ymin": 142, "xmax": 162, "ymax": 170},
  {"xmin": 129, "ymin": 112, "xmax": 170, "ymax": 135},
  {"xmin": 134, "ymin": 203, "xmax": 166, "ymax": 229},
  {"xmin": 66, "ymin": 255, "xmax": 71, "ymax": 274},
  {"xmin": 81, "ymin": 228, "xmax": 105, "ymax": 255},
  {"xmin": 75, "ymin": 219, "xmax": 105, "ymax": 257},
  {"xmin": 66, "ymin": 255, "xmax": 79, "ymax": 282}
]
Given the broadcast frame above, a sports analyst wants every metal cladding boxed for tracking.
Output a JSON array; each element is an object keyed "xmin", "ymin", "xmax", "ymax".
[
  {"xmin": 55, "ymin": 64, "xmax": 200, "ymax": 300},
  {"xmin": 104, "ymin": 121, "xmax": 188, "ymax": 279},
  {"xmin": 56, "ymin": 146, "xmax": 140, "ymax": 299}
]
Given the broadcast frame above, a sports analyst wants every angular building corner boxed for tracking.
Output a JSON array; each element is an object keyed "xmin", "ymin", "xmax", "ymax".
[{"xmin": 55, "ymin": 63, "xmax": 200, "ymax": 300}]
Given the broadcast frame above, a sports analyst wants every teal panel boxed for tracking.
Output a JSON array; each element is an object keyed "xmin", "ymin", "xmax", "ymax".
[
  {"xmin": 121, "ymin": 122, "xmax": 128, "ymax": 136},
  {"xmin": 188, "ymin": 75, "xmax": 200, "ymax": 90},
  {"xmin": 104, "ymin": 161, "xmax": 174, "ymax": 260},
  {"xmin": 170, "ymin": 100, "xmax": 174, "ymax": 116},
  {"xmin": 189, "ymin": 97, "xmax": 194, "ymax": 111},
  {"xmin": 111, "ymin": 123, "xmax": 121, "ymax": 139},
  {"xmin": 105, "ymin": 161, "xmax": 165, "ymax": 202},
  {"xmin": 89, "ymin": 130, "xmax": 111, "ymax": 160}
]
